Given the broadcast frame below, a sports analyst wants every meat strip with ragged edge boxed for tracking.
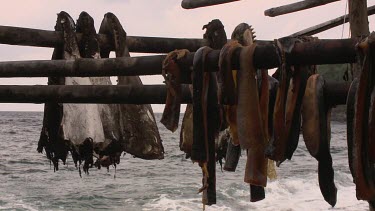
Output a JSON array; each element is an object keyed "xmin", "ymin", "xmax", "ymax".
[
  {"xmin": 353, "ymin": 34, "xmax": 375, "ymax": 202},
  {"xmin": 180, "ymin": 19, "xmax": 227, "ymax": 159},
  {"xmin": 99, "ymin": 12, "xmax": 164, "ymax": 160},
  {"xmin": 38, "ymin": 12, "xmax": 69, "ymax": 171},
  {"xmin": 238, "ymin": 44, "xmax": 268, "ymax": 188},
  {"xmin": 191, "ymin": 46, "xmax": 220, "ymax": 207},
  {"xmin": 76, "ymin": 11, "xmax": 122, "ymax": 169},
  {"xmin": 302, "ymin": 74, "xmax": 337, "ymax": 206},
  {"xmin": 161, "ymin": 49, "xmax": 189, "ymax": 132}
]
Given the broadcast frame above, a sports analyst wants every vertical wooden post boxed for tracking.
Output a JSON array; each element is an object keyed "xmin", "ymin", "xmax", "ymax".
[
  {"xmin": 349, "ymin": 0, "xmax": 370, "ymax": 37},
  {"xmin": 349, "ymin": 0, "xmax": 370, "ymax": 79}
]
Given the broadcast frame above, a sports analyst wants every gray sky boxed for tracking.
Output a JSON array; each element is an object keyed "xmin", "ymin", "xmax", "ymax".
[{"xmin": 0, "ymin": 0, "xmax": 374, "ymax": 111}]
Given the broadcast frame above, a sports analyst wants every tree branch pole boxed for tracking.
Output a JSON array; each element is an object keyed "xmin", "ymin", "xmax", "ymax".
[
  {"xmin": 290, "ymin": 5, "xmax": 375, "ymax": 37},
  {"xmin": 264, "ymin": 0, "xmax": 340, "ymax": 17},
  {"xmin": 0, "ymin": 19, "xmax": 364, "ymax": 54},
  {"xmin": 324, "ymin": 82, "xmax": 350, "ymax": 106},
  {"xmin": 0, "ymin": 26, "xmax": 205, "ymax": 53},
  {"xmin": 349, "ymin": 0, "xmax": 370, "ymax": 78},
  {"xmin": 0, "ymin": 85, "xmax": 192, "ymax": 104},
  {"xmin": 0, "ymin": 82, "xmax": 347, "ymax": 105},
  {"xmin": 0, "ymin": 25, "xmax": 273, "ymax": 52},
  {"xmin": 0, "ymin": 39, "xmax": 357, "ymax": 78},
  {"xmin": 349, "ymin": 0, "xmax": 370, "ymax": 38},
  {"xmin": 181, "ymin": 0, "xmax": 240, "ymax": 9}
]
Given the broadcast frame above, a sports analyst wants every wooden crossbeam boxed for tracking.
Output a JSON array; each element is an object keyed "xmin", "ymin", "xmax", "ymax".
[
  {"xmin": 181, "ymin": 0, "xmax": 240, "ymax": 9},
  {"xmin": 0, "ymin": 85, "xmax": 192, "ymax": 104},
  {"xmin": 0, "ymin": 82, "xmax": 348, "ymax": 105},
  {"xmin": 290, "ymin": 5, "xmax": 375, "ymax": 37},
  {"xmin": 265, "ymin": 0, "xmax": 340, "ymax": 17},
  {"xmin": 0, "ymin": 39, "xmax": 357, "ymax": 78},
  {"xmin": 0, "ymin": 26, "xmax": 204, "ymax": 53}
]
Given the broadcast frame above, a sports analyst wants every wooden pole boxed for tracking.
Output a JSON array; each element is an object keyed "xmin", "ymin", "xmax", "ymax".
[
  {"xmin": 349, "ymin": 0, "xmax": 370, "ymax": 78},
  {"xmin": 0, "ymin": 82, "xmax": 346, "ymax": 105},
  {"xmin": 290, "ymin": 5, "xmax": 375, "ymax": 37},
  {"xmin": 264, "ymin": 0, "xmax": 340, "ymax": 17},
  {"xmin": 349, "ymin": 0, "xmax": 370, "ymax": 38},
  {"xmin": 0, "ymin": 85, "xmax": 192, "ymax": 104},
  {"xmin": 0, "ymin": 55, "xmax": 167, "ymax": 77},
  {"xmin": 0, "ymin": 26, "xmax": 205, "ymax": 53},
  {"xmin": 324, "ymin": 82, "xmax": 350, "ymax": 106},
  {"xmin": 0, "ymin": 39, "xmax": 357, "ymax": 78},
  {"xmin": 181, "ymin": 0, "xmax": 240, "ymax": 9}
]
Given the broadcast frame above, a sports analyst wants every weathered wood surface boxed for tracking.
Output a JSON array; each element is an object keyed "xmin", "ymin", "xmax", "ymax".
[
  {"xmin": 181, "ymin": 0, "xmax": 240, "ymax": 9},
  {"xmin": 0, "ymin": 82, "xmax": 347, "ymax": 104},
  {"xmin": 349, "ymin": 0, "xmax": 370, "ymax": 38},
  {"xmin": 290, "ymin": 5, "xmax": 375, "ymax": 37},
  {"xmin": 324, "ymin": 82, "xmax": 350, "ymax": 106},
  {"xmin": 0, "ymin": 85, "xmax": 192, "ymax": 104},
  {"xmin": 1, "ymin": 23, "xmax": 363, "ymax": 52},
  {"xmin": 265, "ymin": 0, "xmax": 340, "ymax": 17},
  {"xmin": 0, "ymin": 25, "xmax": 204, "ymax": 53},
  {"xmin": 349, "ymin": 0, "xmax": 370, "ymax": 79},
  {"xmin": 0, "ymin": 39, "xmax": 357, "ymax": 78}
]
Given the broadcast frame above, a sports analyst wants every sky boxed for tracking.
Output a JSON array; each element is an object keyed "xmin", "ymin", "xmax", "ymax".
[{"xmin": 0, "ymin": 0, "xmax": 374, "ymax": 112}]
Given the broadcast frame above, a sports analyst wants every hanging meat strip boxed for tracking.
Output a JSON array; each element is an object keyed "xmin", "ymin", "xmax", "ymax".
[
  {"xmin": 347, "ymin": 79, "xmax": 359, "ymax": 180},
  {"xmin": 41, "ymin": 11, "xmax": 106, "ymax": 175},
  {"xmin": 218, "ymin": 40, "xmax": 241, "ymax": 147},
  {"xmin": 180, "ymin": 99, "xmax": 193, "ymax": 158},
  {"xmin": 268, "ymin": 37, "xmax": 315, "ymax": 165},
  {"xmin": 161, "ymin": 49, "xmax": 190, "ymax": 132},
  {"xmin": 191, "ymin": 46, "xmax": 220, "ymax": 207},
  {"xmin": 38, "ymin": 12, "xmax": 71, "ymax": 171},
  {"xmin": 238, "ymin": 44, "xmax": 268, "ymax": 187},
  {"xmin": 302, "ymin": 74, "xmax": 337, "ymax": 206},
  {"xmin": 76, "ymin": 11, "xmax": 122, "ymax": 169},
  {"xmin": 353, "ymin": 34, "xmax": 375, "ymax": 201},
  {"xmin": 268, "ymin": 39, "xmax": 292, "ymax": 162},
  {"xmin": 283, "ymin": 64, "xmax": 312, "ymax": 162},
  {"xmin": 180, "ymin": 19, "xmax": 227, "ymax": 158},
  {"xmin": 99, "ymin": 13, "xmax": 164, "ymax": 160}
]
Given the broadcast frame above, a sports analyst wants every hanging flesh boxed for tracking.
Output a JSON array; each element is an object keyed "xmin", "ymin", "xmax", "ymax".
[
  {"xmin": 99, "ymin": 13, "xmax": 164, "ymax": 159},
  {"xmin": 180, "ymin": 19, "xmax": 227, "ymax": 158},
  {"xmin": 239, "ymin": 44, "xmax": 268, "ymax": 187},
  {"xmin": 161, "ymin": 49, "xmax": 190, "ymax": 132},
  {"xmin": 353, "ymin": 35, "xmax": 375, "ymax": 201},
  {"xmin": 192, "ymin": 46, "xmax": 220, "ymax": 206},
  {"xmin": 302, "ymin": 74, "xmax": 337, "ymax": 207},
  {"xmin": 218, "ymin": 41, "xmax": 241, "ymax": 146},
  {"xmin": 76, "ymin": 11, "xmax": 124, "ymax": 168},
  {"xmin": 347, "ymin": 79, "xmax": 358, "ymax": 180},
  {"xmin": 282, "ymin": 65, "xmax": 311, "ymax": 163},
  {"xmin": 38, "ymin": 12, "xmax": 71, "ymax": 171}
]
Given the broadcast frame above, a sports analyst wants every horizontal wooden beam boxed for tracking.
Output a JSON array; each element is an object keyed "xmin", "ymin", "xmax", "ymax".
[
  {"xmin": 0, "ymin": 39, "xmax": 357, "ymax": 78},
  {"xmin": 0, "ymin": 85, "xmax": 192, "ymax": 104},
  {"xmin": 324, "ymin": 82, "xmax": 350, "ymax": 106},
  {"xmin": 0, "ymin": 55, "xmax": 167, "ymax": 77},
  {"xmin": 265, "ymin": 0, "xmax": 340, "ymax": 17},
  {"xmin": 0, "ymin": 25, "xmax": 205, "ymax": 53},
  {"xmin": 0, "ymin": 82, "xmax": 347, "ymax": 105},
  {"xmin": 290, "ymin": 5, "xmax": 375, "ymax": 37},
  {"xmin": 181, "ymin": 0, "xmax": 240, "ymax": 9}
]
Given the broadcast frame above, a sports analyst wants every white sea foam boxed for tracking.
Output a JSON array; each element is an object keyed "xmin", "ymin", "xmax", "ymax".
[
  {"xmin": 142, "ymin": 171, "xmax": 368, "ymax": 211},
  {"xmin": 0, "ymin": 194, "xmax": 39, "ymax": 211},
  {"xmin": 143, "ymin": 194, "xmax": 232, "ymax": 211},
  {"xmin": 0, "ymin": 114, "xmax": 370, "ymax": 211}
]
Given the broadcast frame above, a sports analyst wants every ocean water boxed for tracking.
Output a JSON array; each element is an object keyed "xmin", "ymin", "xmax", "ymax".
[{"xmin": 0, "ymin": 111, "xmax": 369, "ymax": 211}]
